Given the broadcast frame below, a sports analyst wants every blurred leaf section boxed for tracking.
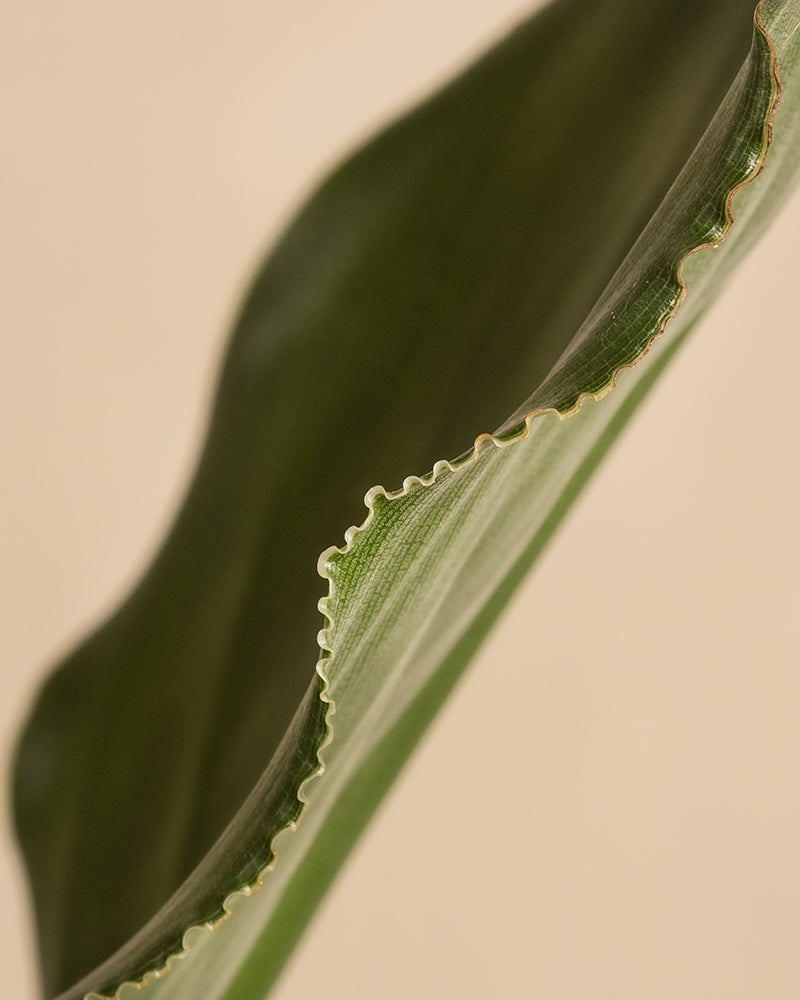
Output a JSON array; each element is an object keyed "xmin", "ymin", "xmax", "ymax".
[{"xmin": 12, "ymin": 0, "xmax": 773, "ymax": 997}]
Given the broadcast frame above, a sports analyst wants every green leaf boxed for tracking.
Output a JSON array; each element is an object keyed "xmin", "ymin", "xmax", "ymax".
[{"xmin": 12, "ymin": 1, "xmax": 800, "ymax": 998}]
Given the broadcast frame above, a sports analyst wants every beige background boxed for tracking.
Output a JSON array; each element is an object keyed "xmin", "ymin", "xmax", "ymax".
[{"xmin": 2, "ymin": 1, "xmax": 799, "ymax": 997}]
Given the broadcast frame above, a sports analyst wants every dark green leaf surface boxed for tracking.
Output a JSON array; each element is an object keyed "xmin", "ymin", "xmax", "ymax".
[{"xmin": 12, "ymin": 0, "xmax": 798, "ymax": 998}]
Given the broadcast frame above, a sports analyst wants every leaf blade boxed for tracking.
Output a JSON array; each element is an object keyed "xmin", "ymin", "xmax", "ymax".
[{"xmin": 14, "ymin": 0, "xmax": 800, "ymax": 996}]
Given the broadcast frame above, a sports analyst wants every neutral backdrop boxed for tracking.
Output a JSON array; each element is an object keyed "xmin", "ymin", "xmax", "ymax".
[{"xmin": 2, "ymin": 2, "xmax": 799, "ymax": 998}]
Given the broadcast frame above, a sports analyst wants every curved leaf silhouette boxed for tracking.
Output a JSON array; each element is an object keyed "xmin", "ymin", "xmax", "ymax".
[{"xmin": 12, "ymin": 1, "xmax": 800, "ymax": 998}]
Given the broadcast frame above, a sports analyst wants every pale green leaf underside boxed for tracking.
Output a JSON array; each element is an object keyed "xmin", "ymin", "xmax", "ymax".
[{"xmin": 16, "ymin": 1, "xmax": 800, "ymax": 999}]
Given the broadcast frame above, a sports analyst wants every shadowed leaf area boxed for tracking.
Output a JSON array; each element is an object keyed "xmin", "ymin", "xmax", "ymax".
[{"xmin": 13, "ymin": 0, "xmax": 757, "ymax": 995}]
